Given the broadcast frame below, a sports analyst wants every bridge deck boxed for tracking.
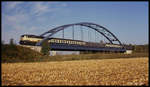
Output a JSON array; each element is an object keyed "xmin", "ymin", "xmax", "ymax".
[{"xmin": 50, "ymin": 43, "xmax": 125, "ymax": 52}]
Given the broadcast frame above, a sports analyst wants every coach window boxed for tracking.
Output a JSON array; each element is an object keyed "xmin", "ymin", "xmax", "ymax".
[
  {"xmin": 56, "ymin": 39, "xmax": 59, "ymax": 43},
  {"xmin": 61, "ymin": 40, "xmax": 63, "ymax": 43},
  {"xmin": 58, "ymin": 40, "xmax": 60, "ymax": 43},
  {"xmin": 59, "ymin": 40, "xmax": 60, "ymax": 43},
  {"xmin": 78, "ymin": 42, "xmax": 80, "ymax": 45},
  {"xmin": 64, "ymin": 40, "xmax": 66, "ymax": 44},
  {"xmin": 56, "ymin": 40, "xmax": 58, "ymax": 43},
  {"xmin": 80, "ymin": 42, "xmax": 82, "ymax": 45},
  {"xmin": 52, "ymin": 39, "xmax": 55, "ymax": 43},
  {"xmin": 56, "ymin": 40, "xmax": 59, "ymax": 43},
  {"xmin": 54, "ymin": 39, "xmax": 56, "ymax": 43},
  {"xmin": 79, "ymin": 42, "xmax": 81, "ymax": 45},
  {"xmin": 74, "ymin": 41, "xmax": 75, "ymax": 44},
  {"xmin": 70, "ymin": 41, "xmax": 72, "ymax": 44},
  {"xmin": 52, "ymin": 39, "xmax": 54, "ymax": 43},
  {"xmin": 51, "ymin": 40, "xmax": 54, "ymax": 43},
  {"xmin": 59, "ymin": 40, "xmax": 61, "ymax": 43},
  {"xmin": 76, "ymin": 41, "xmax": 78, "ymax": 45},
  {"xmin": 82, "ymin": 42, "xmax": 84, "ymax": 45},
  {"xmin": 74, "ymin": 41, "xmax": 76, "ymax": 44},
  {"xmin": 50, "ymin": 39, "xmax": 52, "ymax": 43}
]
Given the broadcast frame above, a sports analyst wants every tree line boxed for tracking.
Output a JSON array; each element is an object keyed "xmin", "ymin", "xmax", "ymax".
[{"xmin": 132, "ymin": 44, "xmax": 149, "ymax": 53}]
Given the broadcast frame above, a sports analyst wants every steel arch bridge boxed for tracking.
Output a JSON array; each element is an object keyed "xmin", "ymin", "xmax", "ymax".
[{"xmin": 36, "ymin": 22, "xmax": 122, "ymax": 46}]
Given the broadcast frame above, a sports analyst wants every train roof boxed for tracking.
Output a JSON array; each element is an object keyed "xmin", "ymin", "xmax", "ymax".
[
  {"xmin": 21, "ymin": 34, "xmax": 85, "ymax": 42},
  {"xmin": 21, "ymin": 34, "xmax": 44, "ymax": 38}
]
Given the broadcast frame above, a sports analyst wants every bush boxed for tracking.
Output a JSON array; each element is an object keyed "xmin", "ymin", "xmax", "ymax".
[
  {"xmin": 41, "ymin": 40, "xmax": 50, "ymax": 56},
  {"xmin": 2, "ymin": 44, "xmax": 43, "ymax": 63}
]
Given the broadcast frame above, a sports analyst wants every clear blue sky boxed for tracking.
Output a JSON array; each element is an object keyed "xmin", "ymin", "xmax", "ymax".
[{"xmin": 2, "ymin": 1, "xmax": 148, "ymax": 45}]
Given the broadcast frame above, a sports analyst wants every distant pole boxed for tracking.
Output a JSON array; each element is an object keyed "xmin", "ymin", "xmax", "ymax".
[
  {"xmin": 72, "ymin": 25, "xmax": 74, "ymax": 40},
  {"xmin": 62, "ymin": 29, "xmax": 64, "ymax": 39},
  {"xmin": 88, "ymin": 28, "xmax": 90, "ymax": 42},
  {"xmin": 95, "ymin": 30, "xmax": 96, "ymax": 42},
  {"xmin": 103, "ymin": 35, "xmax": 105, "ymax": 43},
  {"xmin": 81, "ymin": 26, "xmax": 83, "ymax": 41},
  {"xmin": 88, "ymin": 28, "xmax": 89, "ymax": 42}
]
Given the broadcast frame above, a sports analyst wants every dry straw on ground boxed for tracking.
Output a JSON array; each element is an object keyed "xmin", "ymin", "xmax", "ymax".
[{"xmin": 2, "ymin": 57, "xmax": 149, "ymax": 86}]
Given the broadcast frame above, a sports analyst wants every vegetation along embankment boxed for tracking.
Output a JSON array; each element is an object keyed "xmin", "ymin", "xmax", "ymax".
[{"xmin": 1, "ymin": 41, "xmax": 149, "ymax": 63}]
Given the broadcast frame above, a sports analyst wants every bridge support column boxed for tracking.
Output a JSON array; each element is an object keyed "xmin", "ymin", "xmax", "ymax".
[
  {"xmin": 124, "ymin": 50, "xmax": 132, "ymax": 54},
  {"xmin": 50, "ymin": 51, "xmax": 57, "ymax": 56}
]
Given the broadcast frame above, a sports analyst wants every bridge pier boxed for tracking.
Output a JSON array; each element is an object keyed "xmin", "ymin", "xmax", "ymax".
[
  {"xmin": 124, "ymin": 50, "xmax": 132, "ymax": 54},
  {"xmin": 19, "ymin": 45, "xmax": 58, "ymax": 56}
]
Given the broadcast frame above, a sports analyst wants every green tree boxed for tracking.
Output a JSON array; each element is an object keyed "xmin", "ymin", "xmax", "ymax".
[
  {"xmin": 40, "ymin": 40, "xmax": 50, "ymax": 56},
  {"xmin": 9, "ymin": 38, "xmax": 17, "ymax": 51},
  {"xmin": 10, "ymin": 38, "xmax": 14, "ymax": 45}
]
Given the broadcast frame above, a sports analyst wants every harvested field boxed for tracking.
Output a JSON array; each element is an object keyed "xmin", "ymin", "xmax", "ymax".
[{"xmin": 2, "ymin": 57, "xmax": 149, "ymax": 86}]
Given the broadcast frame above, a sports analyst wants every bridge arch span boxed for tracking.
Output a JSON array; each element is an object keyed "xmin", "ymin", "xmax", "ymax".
[{"xmin": 36, "ymin": 22, "xmax": 122, "ymax": 46}]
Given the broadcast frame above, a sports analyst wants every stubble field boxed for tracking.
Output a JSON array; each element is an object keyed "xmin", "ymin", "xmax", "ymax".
[{"xmin": 2, "ymin": 57, "xmax": 149, "ymax": 86}]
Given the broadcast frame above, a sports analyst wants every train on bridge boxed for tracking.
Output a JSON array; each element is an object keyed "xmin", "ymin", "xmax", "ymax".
[{"xmin": 19, "ymin": 34, "xmax": 132, "ymax": 53}]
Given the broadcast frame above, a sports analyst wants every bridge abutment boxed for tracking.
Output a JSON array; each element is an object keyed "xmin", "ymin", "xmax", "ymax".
[
  {"xmin": 19, "ymin": 45, "xmax": 58, "ymax": 56},
  {"xmin": 20, "ymin": 45, "xmax": 42, "ymax": 53}
]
